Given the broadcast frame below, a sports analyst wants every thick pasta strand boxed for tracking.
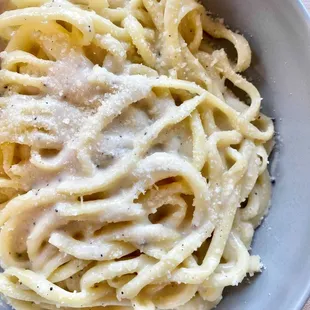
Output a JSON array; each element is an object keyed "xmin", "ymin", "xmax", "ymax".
[{"xmin": 0, "ymin": 0, "xmax": 274, "ymax": 309}]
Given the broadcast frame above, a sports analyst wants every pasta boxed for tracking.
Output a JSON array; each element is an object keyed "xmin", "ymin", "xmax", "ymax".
[{"xmin": 0, "ymin": 0, "xmax": 274, "ymax": 309}]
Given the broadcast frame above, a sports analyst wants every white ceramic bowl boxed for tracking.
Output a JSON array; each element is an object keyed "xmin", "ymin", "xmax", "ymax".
[
  {"xmin": 1, "ymin": 1, "xmax": 310, "ymax": 309},
  {"xmin": 206, "ymin": 0, "xmax": 310, "ymax": 309}
]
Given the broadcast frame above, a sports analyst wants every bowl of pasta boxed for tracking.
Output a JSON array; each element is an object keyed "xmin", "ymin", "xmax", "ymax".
[{"xmin": 0, "ymin": 0, "xmax": 309, "ymax": 310}]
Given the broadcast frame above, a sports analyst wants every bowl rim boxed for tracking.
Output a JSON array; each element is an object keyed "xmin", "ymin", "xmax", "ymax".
[
  {"xmin": 288, "ymin": 4, "xmax": 309, "ymax": 309},
  {"xmin": 299, "ymin": 0, "xmax": 310, "ymax": 19}
]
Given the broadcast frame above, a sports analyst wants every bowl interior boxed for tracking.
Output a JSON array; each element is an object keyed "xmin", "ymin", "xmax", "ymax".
[
  {"xmin": 1, "ymin": 1, "xmax": 310, "ymax": 309},
  {"xmin": 204, "ymin": 0, "xmax": 310, "ymax": 309}
]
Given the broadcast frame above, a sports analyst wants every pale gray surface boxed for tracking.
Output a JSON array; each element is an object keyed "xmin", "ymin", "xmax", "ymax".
[
  {"xmin": 1, "ymin": 0, "xmax": 310, "ymax": 310},
  {"xmin": 206, "ymin": 0, "xmax": 310, "ymax": 310},
  {"xmin": 301, "ymin": 3, "xmax": 310, "ymax": 310}
]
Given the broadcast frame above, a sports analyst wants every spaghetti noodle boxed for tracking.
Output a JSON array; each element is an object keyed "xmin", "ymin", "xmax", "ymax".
[{"xmin": 0, "ymin": 0, "xmax": 274, "ymax": 309}]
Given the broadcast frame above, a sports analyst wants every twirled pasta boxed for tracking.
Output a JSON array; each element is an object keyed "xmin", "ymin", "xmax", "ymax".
[{"xmin": 0, "ymin": 0, "xmax": 274, "ymax": 309}]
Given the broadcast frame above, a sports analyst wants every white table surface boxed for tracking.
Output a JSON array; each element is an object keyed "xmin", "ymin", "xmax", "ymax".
[{"xmin": 302, "ymin": 1, "xmax": 309, "ymax": 308}]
